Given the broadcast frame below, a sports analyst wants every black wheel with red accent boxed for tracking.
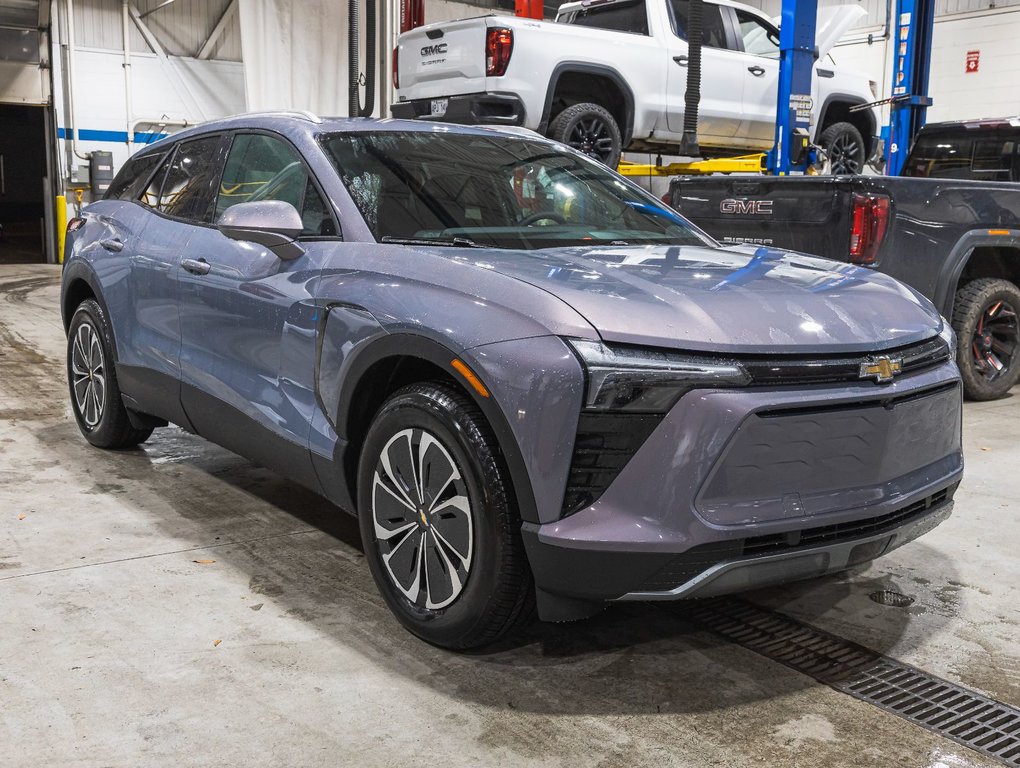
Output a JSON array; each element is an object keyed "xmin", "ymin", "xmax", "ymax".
[{"xmin": 952, "ymin": 278, "xmax": 1020, "ymax": 400}]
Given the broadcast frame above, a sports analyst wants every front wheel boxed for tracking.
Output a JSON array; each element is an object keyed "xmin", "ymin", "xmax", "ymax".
[
  {"xmin": 818, "ymin": 122, "xmax": 866, "ymax": 175},
  {"xmin": 357, "ymin": 383, "xmax": 533, "ymax": 649},
  {"xmin": 548, "ymin": 102, "xmax": 623, "ymax": 168},
  {"xmin": 952, "ymin": 278, "xmax": 1020, "ymax": 400}
]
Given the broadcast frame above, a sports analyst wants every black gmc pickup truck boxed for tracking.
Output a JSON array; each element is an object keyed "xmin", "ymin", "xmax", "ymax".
[{"xmin": 670, "ymin": 117, "xmax": 1020, "ymax": 400}]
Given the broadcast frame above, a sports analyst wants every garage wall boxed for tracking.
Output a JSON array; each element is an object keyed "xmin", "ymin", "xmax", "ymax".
[
  {"xmin": 742, "ymin": 0, "xmax": 1020, "ymax": 126},
  {"xmin": 51, "ymin": 0, "xmax": 246, "ymax": 201}
]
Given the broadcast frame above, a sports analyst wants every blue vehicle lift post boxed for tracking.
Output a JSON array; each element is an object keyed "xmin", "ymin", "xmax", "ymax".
[
  {"xmin": 767, "ymin": 0, "xmax": 817, "ymax": 175},
  {"xmin": 885, "ymin": 0, "xmax": 935, "ymax": 175}
]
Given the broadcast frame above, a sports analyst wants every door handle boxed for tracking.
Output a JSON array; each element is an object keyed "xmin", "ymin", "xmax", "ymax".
[
  {"xmin": 748, "ymin": 65, "xmax": 766, "ymax": 76},
  {"xmin": 99, "ymin": 238, "xmax": 123, "ymax": 252},
  {"xmin": 182, "ymin": 257, "xmax": 211, "ymax": 276},
  {"xmin": 673, "ymin": 55, "xmax": 688, "ymax": 66}
]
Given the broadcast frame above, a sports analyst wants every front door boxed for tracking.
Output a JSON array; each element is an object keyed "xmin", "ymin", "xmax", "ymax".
[
  {"xmin": 177, "ymin": 131, "xmax": 340, "ymax": 487},
  {"xmin": 664, "ymin": 0, "xmax": 743, "ymax": 142}
]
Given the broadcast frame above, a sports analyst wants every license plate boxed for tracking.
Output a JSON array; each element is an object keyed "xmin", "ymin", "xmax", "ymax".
[{"xmin": 430, "ymin": 98, "xmax": 448, "ymax": 117}]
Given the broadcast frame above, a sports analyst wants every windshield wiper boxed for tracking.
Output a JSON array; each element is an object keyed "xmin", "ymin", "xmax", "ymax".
[{"xmin": 380, "ymin": 236, "xmax": 482, "ymax": 248}]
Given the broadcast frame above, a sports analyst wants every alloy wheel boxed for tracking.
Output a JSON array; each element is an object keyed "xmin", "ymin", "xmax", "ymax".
[
  {"xmin": 971, "ymin": 298, "xmax": 1019, "ymax": 381},
  {"xmin": 567, "ymin": 118, "xmax": 616, "ymax": 163},
  {"xmin": 371, "ymin": 428, "xmax": 473, "ymax": 610},
  {"xmin": 70, "ymin": 321, "xmax": 106, "ymax": 428},
  {"xmin": 829, "ymin": 133, "xmax": 862, "ymax": 174}
]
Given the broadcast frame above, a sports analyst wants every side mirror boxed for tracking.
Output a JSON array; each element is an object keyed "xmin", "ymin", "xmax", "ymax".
[{"xmin": 216, "ymin": 200, "xmax": 305, "ymax": 260}]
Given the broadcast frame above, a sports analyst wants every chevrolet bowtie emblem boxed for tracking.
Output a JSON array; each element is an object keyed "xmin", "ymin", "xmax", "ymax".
[{"xmin": 860, "ymin": 355, "xmax": 903, "ymax": 383}]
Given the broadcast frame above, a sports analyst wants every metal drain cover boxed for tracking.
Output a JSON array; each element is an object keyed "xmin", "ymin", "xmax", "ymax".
[
  {"xmin": 869, "ymin": 590, "xmax": 916, "ymax": 607},
  {"xmin": 688, "ymin": 598, "xmax": 1020, "ymax": 766}
]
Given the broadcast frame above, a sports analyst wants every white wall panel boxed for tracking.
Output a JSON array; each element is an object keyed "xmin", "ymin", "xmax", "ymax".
[{"xmin": 71, "ymin": 0, "xmax": 241, "ymax": 60}]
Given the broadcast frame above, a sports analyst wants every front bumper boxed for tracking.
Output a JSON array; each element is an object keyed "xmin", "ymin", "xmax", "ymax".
[
  {"xmin": 522, "ymin": 362, "xmax": 964, "ymax": 606},
  {"xmin": 390, "ymin": 92, "xmax": 526, "ymax": 126}
]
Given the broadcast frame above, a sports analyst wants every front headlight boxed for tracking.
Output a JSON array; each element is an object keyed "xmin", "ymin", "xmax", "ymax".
[
  {"xmin": 939, "ymin": 317, "xmax": 958, "ymax": 357},
  {"xmin": 568, "ymin": 339, "xmax": 751, "ymax": 412}
]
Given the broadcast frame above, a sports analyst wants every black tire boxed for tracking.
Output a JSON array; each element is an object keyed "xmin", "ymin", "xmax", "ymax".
[
  {"xmin": 818, "ymin": 121, "xmax": 866, "ymax": 175},
  {"xmin": 357, "ymin": 382, "xmax": 533, "ymax": 649},
  {"xmin": 66, "ymin": 299, "xmax": 153, "ymax": 448},
  {"xmin": 548, "ymin": 102, "xmax": 623, "ymax": 168},
  {"xmin": 952, "ymin": 278, "xmax": 1020, "ymax": 401}
]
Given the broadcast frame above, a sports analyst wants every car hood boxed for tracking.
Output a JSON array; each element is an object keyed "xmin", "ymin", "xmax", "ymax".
[
  {"xmin": 452, "ymin": 244, "xmax": 941, "ymax": 354},
  {"xmin": 773, "ymin": 6, "xmax": 866, "ymax": 59}
]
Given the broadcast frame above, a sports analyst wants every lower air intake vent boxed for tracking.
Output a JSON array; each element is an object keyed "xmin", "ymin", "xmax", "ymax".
[{"xmin": 561, "ymin": 412, "xmax": 662, "ymax": 516}]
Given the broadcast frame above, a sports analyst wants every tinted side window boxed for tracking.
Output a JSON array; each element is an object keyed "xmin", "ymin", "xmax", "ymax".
[
  {"xmin": 903, "ymin": 132, "xmax": 1018, "ymax": 181},
  {"xmin": 106, "ymin": 151, "xmax": 166, "ymax": 201},
  {"xmin": 736, "ymin": 10, "xmax": 779, "ymax": 58},
  {"xmin": 564, "ymin": 0, "xmax": 648, "ymax": 35},
  {"xmin": 157, "ymin": 135, "xmax": 224, "ymax": 222},
  {"xmin": 217, "ymin": 133, "xmax": 337, "ymax": 237},
  {"xmin": 669, "ymin": 0, "xmax": 731, "ymax": 48},
  {"xmin": 140, "ymin": 148, "xmax": 174, "ymax": 209}
]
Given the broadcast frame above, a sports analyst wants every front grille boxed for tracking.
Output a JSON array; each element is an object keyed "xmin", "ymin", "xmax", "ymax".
[
  {"xmin": 559, "ymin": 335, "xmax": 953, "ymax": 517},
  {"xmin": 636, "ymin": 487, "xmax": 954, "ymax": 592},
  {"xmin": 742, "ymin": 336, "xmax": 951, "ymax": 387}
]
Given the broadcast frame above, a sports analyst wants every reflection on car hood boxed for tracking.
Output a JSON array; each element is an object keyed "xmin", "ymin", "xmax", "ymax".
[{"xmin": 447, "ymin": 244, "xmax": 942, "ymax": 354}]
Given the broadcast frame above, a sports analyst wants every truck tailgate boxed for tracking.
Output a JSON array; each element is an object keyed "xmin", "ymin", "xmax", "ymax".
[
  {"xmin": 396, "ymin": 17, "xmax": 491, "ymax": 100},
  {"xmin": 670, "ymin": 176, "xmax": 854, "ymax": 261}
]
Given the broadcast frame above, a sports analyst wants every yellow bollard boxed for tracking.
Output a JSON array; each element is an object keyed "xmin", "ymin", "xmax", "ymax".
[{"xmin": 56, "ymin": 195, "xmax": 67, "ymax": 264}]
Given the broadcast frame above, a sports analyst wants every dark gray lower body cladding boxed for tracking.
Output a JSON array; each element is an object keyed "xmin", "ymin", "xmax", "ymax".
[{"xmin": 689, "ymin": 598, "xmax": 1020, "ymax": 766}]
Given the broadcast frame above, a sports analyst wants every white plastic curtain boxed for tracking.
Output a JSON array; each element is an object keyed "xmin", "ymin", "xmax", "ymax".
[{"xmin": 238, "ymin": 0, "xmax": 352, "ymax": 115}]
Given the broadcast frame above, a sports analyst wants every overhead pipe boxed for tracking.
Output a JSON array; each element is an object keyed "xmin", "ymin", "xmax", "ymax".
[
  {"xmin": 122, "ymin": 0, "xmax": 133, "ymax": 150},
  {"xmin": 349, "ymin": 0, "xmax": 377, "ymax": 117},
  {"xmin": 64, "ymin": 0, "xmax": 89, "ymax": 160}
]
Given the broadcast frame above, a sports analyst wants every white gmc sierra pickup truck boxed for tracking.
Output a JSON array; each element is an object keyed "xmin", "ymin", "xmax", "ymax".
[{"xmin": 392, "ymin": 0, "xmax": 879, "ymax": 172}]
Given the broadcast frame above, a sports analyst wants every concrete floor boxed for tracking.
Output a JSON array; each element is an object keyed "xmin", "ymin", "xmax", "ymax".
[{"xmin": 1, "ymin": 264, "xmax": 1017, "ymax": 767}]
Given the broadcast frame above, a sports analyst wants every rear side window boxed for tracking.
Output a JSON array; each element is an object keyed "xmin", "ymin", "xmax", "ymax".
[
  {"xmin": 105, "ymin": 151, "xmax": 166, "ymax": 201},
  {"xmin": 561, "ymin": 0, "xmax": 649, "ymax": 35},
  {"xmin": 904, "ymin": 131, "xmax": 1019, "ymax": 181},
  {"xmin": 216, "ymin": 133, "xmax": 337, "ymax": 237},
  {"xmin": 152, "ymin": 135, "xmax": 225, "ymax": 222},
  {"xmin": 668, "ymin": 0, "xmax": 731, "ymax": 48}
]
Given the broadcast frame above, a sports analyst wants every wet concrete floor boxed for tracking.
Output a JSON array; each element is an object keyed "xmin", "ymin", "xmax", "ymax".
[{"xmin": 0, "ymin": 265, "xmax": 1016, "ymax": 767}]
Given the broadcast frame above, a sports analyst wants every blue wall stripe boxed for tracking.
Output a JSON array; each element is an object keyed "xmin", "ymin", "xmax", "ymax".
[{"xmin": 56, "ymin": 127, "xmax": 169, "ymax": 143}]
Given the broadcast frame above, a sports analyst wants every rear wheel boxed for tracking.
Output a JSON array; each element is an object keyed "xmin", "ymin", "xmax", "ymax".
[
  {"xmin": 548, "ymin": 102, "xmax": 623, "ymax": 168},
  {"xmin": 819, "ymin": 121, "xmax": 866, "ymax": 175},
  {"xmin": 952, "ymin": 278, "xmax": 1020, "ymax": 400},
  {"xmin": 357, "ymin": 382, "xmax": 533, "ymax": 649},
  {"xmin": 66, "ymin": 299, "xmax": 153, "ymax": 448}
]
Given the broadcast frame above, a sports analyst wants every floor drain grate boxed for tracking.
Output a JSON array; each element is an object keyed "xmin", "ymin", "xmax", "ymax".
[{"xmin": 688, "ymin": 598, "xmax": 1020, "ymax": 766}]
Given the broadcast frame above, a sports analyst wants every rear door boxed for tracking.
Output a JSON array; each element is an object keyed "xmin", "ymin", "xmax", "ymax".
[
  {"xmin": 730, "ymin": 8, "xmax": 780, "ymax": 147},
  {"xmin": 177, "ymin": 130, "xmax": 340, "ymax": 487},
  {"xmin": 664, "ymin": 0, "xmax": 743, "ymax": 140},
  {"xmin": 113, "ymin": 135, "xmax": 225, "ymax": 425}
]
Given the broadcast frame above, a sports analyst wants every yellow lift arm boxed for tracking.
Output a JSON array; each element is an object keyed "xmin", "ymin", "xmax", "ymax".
[{"xmin": 617, "ymin": 154, "xmax": 767, "ymax": 177}]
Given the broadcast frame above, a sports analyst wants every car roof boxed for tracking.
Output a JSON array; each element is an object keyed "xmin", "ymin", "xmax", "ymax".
[
  {"xmin": 918, "ymin": 117, "xmax": 1020, "ymax": 133},
  {"xmin": 556, "ymin": 0, "xmax": 767, "ymax": 18},
  {"xmin": 133, "ymin": 113, "xmax": 551, "ymax": 155}
]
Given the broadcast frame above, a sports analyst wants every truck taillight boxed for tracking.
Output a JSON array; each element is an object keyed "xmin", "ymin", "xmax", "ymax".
[
  {"xmin": 849, "ymin": 193, "xmax": 890, "ymax": 265},
  {"xmin": 392, "ymin": 46, "xmax": 399, "ymax": 89},
  {"xmin": 486, "ymin": 27, "xmax": 513, "ymax": 76},
  {"xmin": 67, "ymin": 217, "xmax": 86, "ymax": 233}
]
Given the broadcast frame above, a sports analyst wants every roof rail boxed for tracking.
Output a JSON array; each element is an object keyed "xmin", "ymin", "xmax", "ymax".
[{"xmin": 222, "ymin": 110, "xmax": 323, "ymax": 124}]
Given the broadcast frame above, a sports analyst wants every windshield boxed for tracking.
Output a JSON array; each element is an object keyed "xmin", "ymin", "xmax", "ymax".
[{"xmin": 320, "ymin": 131, "xmax": 708, "ymax": 250}]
